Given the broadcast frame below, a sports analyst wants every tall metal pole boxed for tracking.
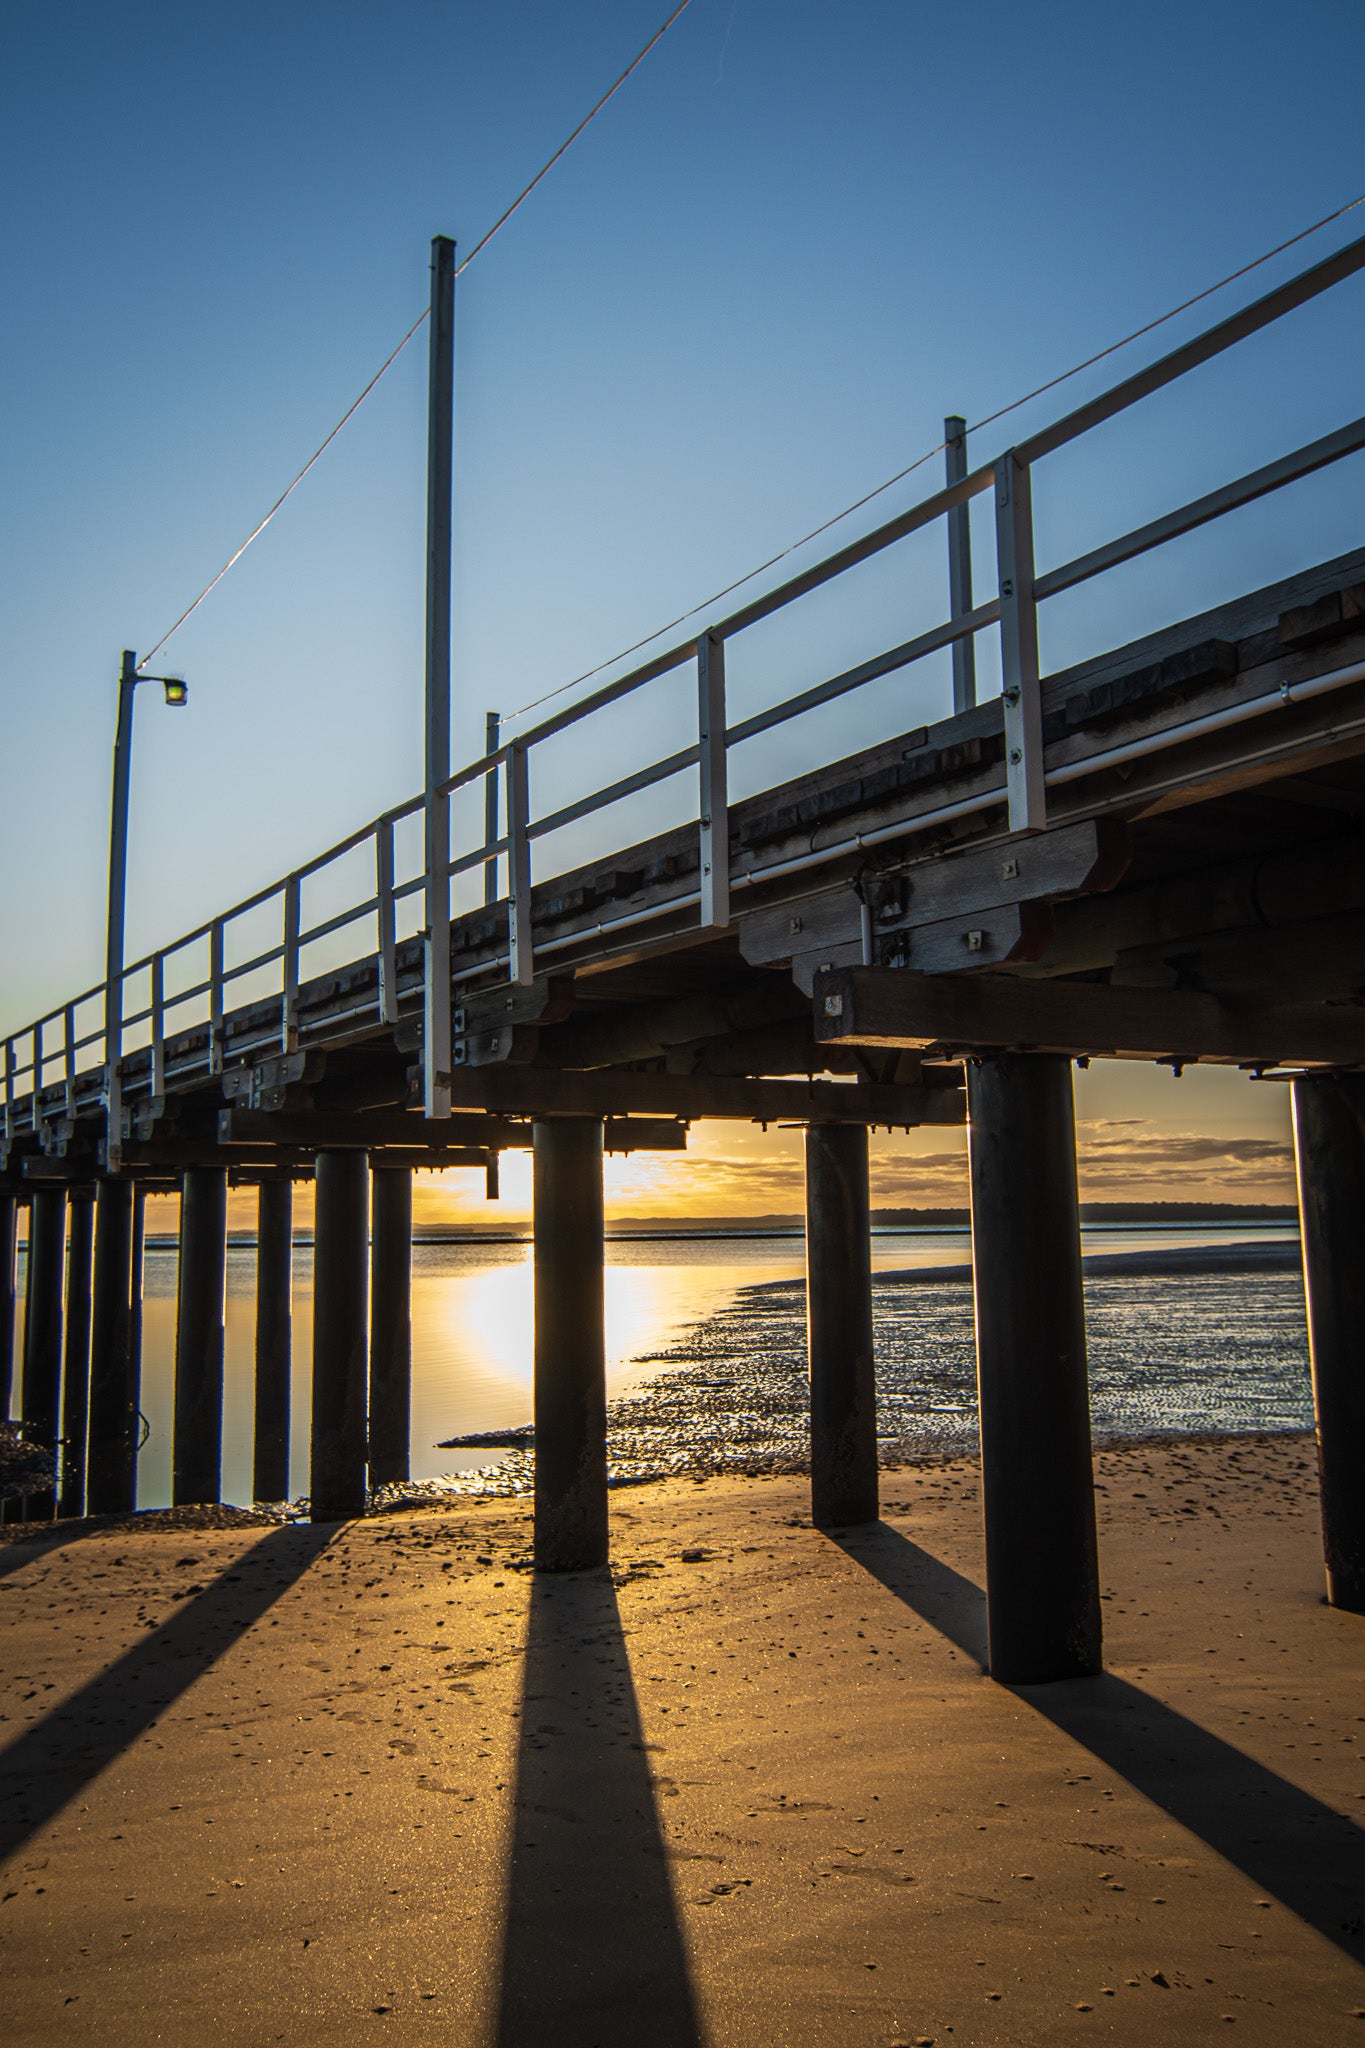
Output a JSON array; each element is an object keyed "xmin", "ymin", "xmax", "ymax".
[
  {"xmin": 104, "ymin": 651, "xmax": 139, "ymax": 1166},
  {"xmin": 944, "ymin": 417, "xmax": 976, "ymax": 714},
  {"xmin": 423, "ymin": 235, "xmax": 457, "ymax": 1118}
]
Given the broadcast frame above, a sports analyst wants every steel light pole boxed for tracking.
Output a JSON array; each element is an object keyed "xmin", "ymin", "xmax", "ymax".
[{"xmin": 104, "ymin": 649, "xmax": 188, "ymax": 1164}]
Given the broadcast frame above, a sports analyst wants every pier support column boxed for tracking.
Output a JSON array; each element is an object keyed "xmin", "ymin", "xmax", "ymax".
[
  {"xmin": 368, "ymin": 1164, "xmax": 412, "ymax": 1490},
  {"xmin": 0, "ymin": 1192, "xmax": 17, "ymax": 1422},
  {"xmin": 805, "ymin": 1122, "xmax": 878, "ymax": 1527},
  {"xmin": 310, "ymin": 1150, "xmax": 369, "ymax": 1522},
  {"xmin": 172, "ymin": 1167, "xmax": 228, "ymax": 1507},
  {"xmin": 58, "ymin": 1190, "xmax": 95, "ymax": 1518},
  {"xmin": 128, "ymin": 1186, "xmax": 146, "ymax": 1473},
  {"xmin": 532, "ymin": 1118, "xmax": 607, "ymax": 1571},
  {"xmin": 87, "ymin": 1179, "xmax": 134, "ymax": 1514},
  {"xmin": 253, "ymin": 1179, "xmax": 293, "ymax": 1502},
  {"xmin": 1291, "ymin": 1073, "xmax": 1365, "ymax": 1612},
  {"xmin": 21, "ymin": 1187, "xmax": 66, "ymax": 1518},
  {"xmin": 967, "ymin": 1055, "xmax": 1101, "ymax": 1683}
]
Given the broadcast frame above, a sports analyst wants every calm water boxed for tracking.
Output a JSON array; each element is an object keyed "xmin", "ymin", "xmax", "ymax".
[{"xmin": 9, "ymin": 1226, "xmax": 1311, "ymax": 1509}]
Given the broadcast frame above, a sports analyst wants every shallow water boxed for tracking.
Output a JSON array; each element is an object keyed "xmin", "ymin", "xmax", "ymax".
[{"xmin": 7, "ymin": 1223, "xmax": 1309, "ymax": 1509}]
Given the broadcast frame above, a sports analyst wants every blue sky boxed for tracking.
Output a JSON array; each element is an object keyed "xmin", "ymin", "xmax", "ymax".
[{"xmin": 2, "ymin": 0, "xmax": 1362, "ymax": 1202}]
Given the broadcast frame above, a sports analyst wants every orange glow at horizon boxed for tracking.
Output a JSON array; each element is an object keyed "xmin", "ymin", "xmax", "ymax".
[{"xmin": 160, "ymin": 1059, "xmax": 1301, "ymax": 1241}]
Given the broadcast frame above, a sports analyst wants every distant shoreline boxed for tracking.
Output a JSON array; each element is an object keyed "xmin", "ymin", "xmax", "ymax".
[
  {"xmin": 129, "ymin": 1205, "xmax": 1300, "ymax": 1251},
  {"xmin": 747, "ymin": 1237, "xmax": 1303, "ymax": 1293}
]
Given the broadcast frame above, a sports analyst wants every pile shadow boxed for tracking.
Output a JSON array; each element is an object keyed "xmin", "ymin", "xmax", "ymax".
[
  {"xmin": 495, "ymin": 1569, "xmax": 703, "ymax": 2048},
  {"xmin": 0, "ymin": 1523, "xmax": 331, "ymax": 1862},
  {"xmin": 832, "ymin": 1521, "xmax": 1365, "ymax": 1964}
]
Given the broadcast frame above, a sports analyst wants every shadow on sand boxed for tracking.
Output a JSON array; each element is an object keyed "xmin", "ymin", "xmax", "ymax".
[
  {"xmin": 0, "ymin": 1522, "xmax": 331, "ymax": 1863},
  {"xmin": 831, "ymin": 1521, "xmax": 1365, "ymax": 1965},
  {"xmin": 0, "ymin": 1523, "xmax": 98, "ymax": 1583},
  {"xmin": 495, "ymin": 1569, "xmax": 703, "ymax": 2048}
]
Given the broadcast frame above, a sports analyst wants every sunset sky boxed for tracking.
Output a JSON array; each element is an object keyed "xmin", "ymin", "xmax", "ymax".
[
  {"xmin": 3, "ymin": 1, "xmax": 1359, "ymax": 1220},
  {"xmin": 152, "ymin": 1054, "xmax": 1292, "ymax": 1239}
]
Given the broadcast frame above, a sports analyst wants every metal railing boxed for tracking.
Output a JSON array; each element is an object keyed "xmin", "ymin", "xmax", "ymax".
[{"xmin": 5, "ymin": 229, "xmax": 1365, "ymax": 1152}]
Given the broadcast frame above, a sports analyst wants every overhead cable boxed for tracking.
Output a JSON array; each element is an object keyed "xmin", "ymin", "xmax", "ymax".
[
  {"xmin": 137, "ymin": 0, "xmax": 697, "ymax": 670},
  {"xmin": 502, "ymin": 189, "xmax": 1365, "ymax": 727}
]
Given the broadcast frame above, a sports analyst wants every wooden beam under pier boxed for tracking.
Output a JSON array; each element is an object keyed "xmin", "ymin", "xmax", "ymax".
[{"xmin": 814, "ymin": 965, "xmax": 1365, "ymax": 1066}]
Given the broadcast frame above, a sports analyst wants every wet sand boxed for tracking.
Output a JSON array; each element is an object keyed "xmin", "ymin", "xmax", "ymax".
[{"xmin": 1, "ymin": 1433, "xmax": 1362, "ymax": 2045}]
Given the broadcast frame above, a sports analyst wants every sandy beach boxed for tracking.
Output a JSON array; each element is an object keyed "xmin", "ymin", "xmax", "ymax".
[{"xmin": 1, "ymin": 1432, "xmax": 1362, "ymax": 2046}]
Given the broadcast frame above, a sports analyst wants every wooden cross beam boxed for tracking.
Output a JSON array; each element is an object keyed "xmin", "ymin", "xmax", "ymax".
[
  {"xmin": 421, "ymin": 1067, "xmax": 966, "ymax": 1125},
  {"xmin": 217, "ymin": 1109, "xmax": 691, "ymax": 1153},
  {"xmin": 813, "ymin": 965, "xmax": 1365, "ymax": 1067}
]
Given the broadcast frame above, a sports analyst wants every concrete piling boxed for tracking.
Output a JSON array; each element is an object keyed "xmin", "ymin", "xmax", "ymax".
[
  {"xmin": 87, "ymin": 1179, "xmax": 135, "ymax": 1514},
  {"xmin": 172, "ymin": 1167, "xmax": 228, "ymax": 1507},
  {"xmin": 253, "ymin": 1178, "xmax": 293, "ymax": 1503},
  {"xmin": 58, "ymin": 1189, "xmax": 95, "ymax": 1518},
  {"xmin": 20, "ymin": 1187, "xmax": 66, "ymax": 1518},
  {"xmin": 310, "ymin": 1150, "xmax": 369, "ymax": 1522},
  {"xmin": 532, "ymin": 1118, "xmax": 608, "ymax": 1571},
  {"xmin": 805, "ymin": 1122, "xmax": 878, "ymax": 1528},
  {"xmin": 967, "ymin": 1054, "xmax": 1101, "ymax": 1683},
  {"xmin": 0, "ymin": 1192, "xmax": 17, "ymax": 1423},
  {"xmin": 368, "ymin": 1164, "xmax": 412, "ymax": 1490},
  {"xmin": 1291, "ymin": 1072, "xmax": 1365, "ymax": 1612}
]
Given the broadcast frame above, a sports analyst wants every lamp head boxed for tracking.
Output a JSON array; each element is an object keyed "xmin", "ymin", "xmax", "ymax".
[{"xmin": 161, "ymin": 677, "xmax": 188, "ymax": 707}]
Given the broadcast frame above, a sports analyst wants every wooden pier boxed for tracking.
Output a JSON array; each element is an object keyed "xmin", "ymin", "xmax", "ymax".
[{"xmin": 4, "ymin": 233, "xmax": 1365, "ymax": 1679}]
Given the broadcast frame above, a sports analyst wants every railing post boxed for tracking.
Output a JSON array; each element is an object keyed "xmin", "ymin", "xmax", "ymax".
[
  {"xmin": 3, "ymin": 1038, "xmax": 15, "ymax": 1153},
  {"xmin": 375, "ymin": 826, "xmax": 397, "ymax": 1028},
  {"xmin": 507, "ymin": 739, "xmax": 534, "ymax": 986},
  {"xmin": 484, "ymin": 710, "xmax": 501, "ymax": 907},
  {"xmin": 282, "ymin": 875, "xmax": 301, "ymax": 1051},
  {"xmin": 995, "ymin": 448, "xmax": 1045, "ymax": 833},
  {"xmin": 63, "ymin": 1004, "xmax": 76, "ymax": 1119},
  {"xmin": 209, "ymin": 918, "xmax": 225, "ymax": 1075},
  {"xmin": 697, "ymin": 630, "xmax": 730, "ymax": 928},
  {"xmin": 422, "ymin": 232, "xmax": 457, "ymax": 1118},
  {"xmin": 150, "ymin": 953, "xmax": 166, "ymax": 1099},
  {"xmin": 945, "ymin": 415, "xmax": 977, "ymax": 714}
]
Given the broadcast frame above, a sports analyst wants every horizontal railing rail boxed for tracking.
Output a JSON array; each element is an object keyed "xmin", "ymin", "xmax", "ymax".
[{"xmin": 5, "ymin": 227, "xmax": 1365, "ymax": 1148}]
